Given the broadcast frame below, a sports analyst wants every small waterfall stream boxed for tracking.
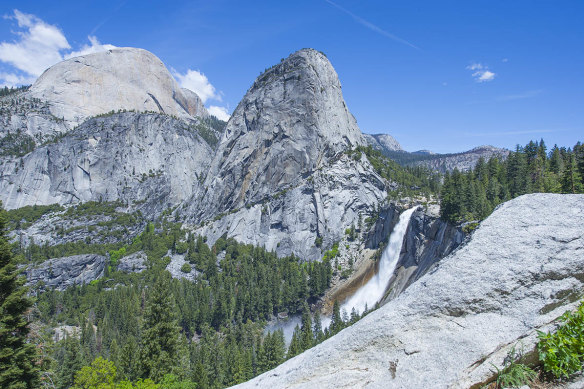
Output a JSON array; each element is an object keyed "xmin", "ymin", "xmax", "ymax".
[{"xmin": 341, "ymin": 206, "xmax": 419, "ymax": 315}]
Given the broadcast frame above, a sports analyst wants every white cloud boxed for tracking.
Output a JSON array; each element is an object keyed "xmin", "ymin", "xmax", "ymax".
[
  {"xmin": 0, "ymin": 10, "xmax": 70, "ymax": 77},
  {"xmin": 207, "ymin": 105, "xmax": 230, "ymax": 121},
  {"xmin": 0, "ymin": 10, "xmax": 116, "ymax": 86},
  {"xmin": 173, "ymin": 69, "xmax": 220, "ymax": 104},
  {"xmin": 467, "ymin": 62, "xmax": 496, "ymax": 83},
  {"xmin": 467, "ymin": 63, "xmax": 483, "ymax": 71},
  {"xmin": 477, "ymin": 70, "xmax": 495, "ymax": 82},
  {"xmin": 65, "ymin": 35, "xmax": 116, "ymax": 59}
]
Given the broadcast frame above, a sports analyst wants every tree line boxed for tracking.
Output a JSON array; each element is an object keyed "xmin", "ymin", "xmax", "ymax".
[{"xmin": 440, "ymin": 139, "xmax": 584, "ymax": 223}]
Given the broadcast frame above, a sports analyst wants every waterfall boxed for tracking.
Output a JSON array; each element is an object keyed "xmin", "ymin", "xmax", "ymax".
[{"xmin": 341, "ymin": 206, "xmax": 419, "ymax": 315}]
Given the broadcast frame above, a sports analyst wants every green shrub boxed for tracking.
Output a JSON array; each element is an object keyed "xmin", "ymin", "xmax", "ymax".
[
  {"xmin": 180, "ymin": 263, "xmax": 192, "ymax": 273},
  {"xmin": 314, "ymin": 236, "xmax": 323, "ymax": 248},
  {"xmin": 462, "ymin": 222, "xmax": 479, "ymax": 234},
  {"xmin": 496, "ymin": 362, "xmax": 537, "ymax": 388},
  {"xmin": 175, "ymin": 241, "xmax": 188, "ymax": 255},
  {"xmin": 323, "ymin": 242, "xmax": 339, "ymax": 261},
  {"xmin": 340, "ymin": 269, "xmax": 352, "ymax": 279},
  {"xmin": 493, "ymin": 346, "xmax": 537, "ymax": 388},
  {"xmin": 538, "ymin": 300, "xmax": 584, "ymax": 378},
  {"xmin": 109, "ymin": 247, "xmax": 127, "ymax": 267}
]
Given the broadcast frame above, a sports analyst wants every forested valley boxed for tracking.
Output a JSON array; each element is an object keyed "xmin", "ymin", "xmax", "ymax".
[{"xmin": 2, "ymin": 213, "xmax": 360, "ymax": 388}]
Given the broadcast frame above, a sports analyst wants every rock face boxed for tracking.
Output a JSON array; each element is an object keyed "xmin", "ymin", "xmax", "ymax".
[
  {"xmin": 0, "ymin": 94, "xmax": 69, "ymax": 153},
  {"xmin": 363, "ymin": 133, "xmax": 403, "ymax": 153},
  {"xmin": 117, "ymin": 251, "xmax": 147, "ymax": 273},
  {"xmin": 190, "ymin": 48, "xmax": 365, "ymax": 220},
  {"xmin": 25, "ymin": 254, "xmax": 107, "ymax": 291},
  {"xmin": 180, "ymin": 49, "xmax": 385, "ymax": 260},
  {"xmin": 29, "ymin": 48, "xmax": 208, "ymax": 126},
  {"xmin": 196, "ymin": 152, "xmax": 389, "ymax": 261},
  {"xmin": 233, "ymin": 194, "xmax": 584, "ymax": 388},
  {"xmin": 0, "ymin": 112, "xmax": 213, "ymax": 211}
]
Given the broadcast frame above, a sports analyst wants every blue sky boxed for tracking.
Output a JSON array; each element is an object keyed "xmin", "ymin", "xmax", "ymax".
[{"xmin": 0, "ymin": 1, "xmax": 582, "ymax": 153}]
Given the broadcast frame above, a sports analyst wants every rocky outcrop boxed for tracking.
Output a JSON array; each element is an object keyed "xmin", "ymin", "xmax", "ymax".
[
  {"xmin": 233, "ymin": 193, "xmax": 584, "ymax": 388},
  {"xmin": 166, "ymin": 253, "xmax": 199, "ymax": 281},
  {"xmin": 179, "ymin": 88, "xmax": 209, "ymax": 119},
  {"xmin": 11, "ymin": 206, "xmax": 145, "ymax": 248},
  {"xmin": 117, "ymin": 251, "xmax": 147, "ymax": 273},
  {"xmin": 0, "ymin": 112, "xmax": 213, "ymax": 211},
  {"xmin": 29, "ymin": 48, "xmax": 208, "ymax": 126},
  {"xmin": 190, "ymin": 48, "xmax": 365, "ymax": 220},
  {"xmin": 25, "ymin": 254, "xmax": 107, "ymax": 291},
  {"xmin": 363, "ymin": 133, "xmax": 403, "ymax": 153}
]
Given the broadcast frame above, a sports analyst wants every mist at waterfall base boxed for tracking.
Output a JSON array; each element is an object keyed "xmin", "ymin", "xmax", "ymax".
[
  {"xmin": 264, "ymin": 207, "xmax": 418, "ymax": 340},
  {"xmin": 264, "ymin": 315, "xmax": 302, "ymax": 345},
  {"xmin": 341, "ymin": 206, "xmax": 419, "ymax": 316}
]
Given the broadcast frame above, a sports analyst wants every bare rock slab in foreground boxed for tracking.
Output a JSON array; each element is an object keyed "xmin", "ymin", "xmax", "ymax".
[{"xmin": 234, "ymin": 193, "xmax": 584, "ymax": 389}]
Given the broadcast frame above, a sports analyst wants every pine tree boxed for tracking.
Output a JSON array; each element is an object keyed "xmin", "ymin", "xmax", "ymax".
[
  {"xmin": 140, "ymin": 272, "xmax": 183, "ymax": 381},
  {"xmin": 192, "ymin": 360, "xmax": 209, "ymax": 389},
  {"xmin": 0, "ymin": 205, "xmax": 39, "ymax": 388},
  {"xmin": 330, "ymin": 300, "xmax": 343, "ymax": 335},
  {"xmin": 108, "ymin": 338, "xmax": 120, "ymax": 367},
  {"xmin": 574, "ymin": 142, "xmax": 584, "ymax": 183},
  {"xmin": 300, "ymin": 303, "xmax": 313, "ymax": 350},
  {"xmin": 271, "ymin": 329, "xmax": 286, "ymax": 367},
  {"xmin": 561, "ymin": 154, "xmax": 584, "ymax": 193},
  {"xmin": 118, "ymin": 336, "xmax": 138, "ymax": 381},
  {"xmin": 287, "ymin": 325, "xmax": 302, "ymax": 359},
  {"xmin": 57, "ymin": 335, "xmax": 82, "ymax": 389},
  {"xmin": 312, "ymin": 311, "xmax": 324, "ymax": 344},
  {"xmin": 549, "ymin": 145, "xmax": 563, "ymax": 174},
  {"xmin": 255, "ymin": 334, "xmax": 267, "ymax": 373},
  {"xmin": 80, "ymin": 319, "xmax": 96, "ymax": 363}
]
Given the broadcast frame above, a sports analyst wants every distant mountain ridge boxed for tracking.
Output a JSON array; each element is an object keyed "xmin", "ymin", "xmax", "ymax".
[
  {"xmin": 365, "ymin": 135, "xmax": 509, "ymax": 172},
  {"xmin": 412, "ymin": 145, "xmax": 509, "ymax": 173}
]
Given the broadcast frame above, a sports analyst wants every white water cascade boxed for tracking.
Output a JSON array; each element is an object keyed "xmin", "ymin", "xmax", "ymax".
[{"xmin": 341, "ymin": 206, "xmax": 419, "ymax": 315}]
